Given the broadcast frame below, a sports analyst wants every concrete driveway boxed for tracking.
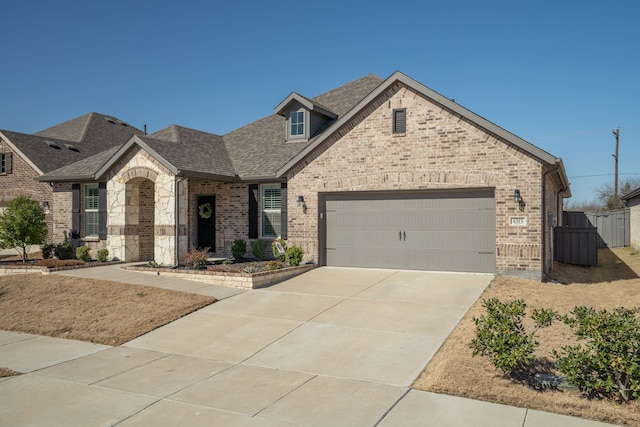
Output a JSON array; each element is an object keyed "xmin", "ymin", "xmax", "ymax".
[{"xmin": 0, "ymin": 267, "xmax": 617, "ymax": 426}]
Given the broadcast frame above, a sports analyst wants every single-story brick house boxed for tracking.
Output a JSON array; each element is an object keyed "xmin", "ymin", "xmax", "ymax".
[
  {"xmin": 622, "ymin": 187, "xmax": 640, "ymax": 250},
  {"xmin": 8, "ymin": 71, "xmax": 570, "ymax": 280}
]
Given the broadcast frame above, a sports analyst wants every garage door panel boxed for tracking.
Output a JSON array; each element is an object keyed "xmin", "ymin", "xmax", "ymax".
[{"xmin": 323, "ymin": 190, "xmax": 495, "ymax": 273}]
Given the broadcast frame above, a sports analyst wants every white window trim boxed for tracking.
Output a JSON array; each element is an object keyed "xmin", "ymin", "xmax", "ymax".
[
  {"xmin": 260, "ymin": 184, "xmax": 282, "ymax": 238},
  {"xmin": 84, "ymin": 183, "xmax": 99, "ymax": 237},
  {"xmin": 287, "ymin": 109, "xmax": 307, "ymax": 141}
]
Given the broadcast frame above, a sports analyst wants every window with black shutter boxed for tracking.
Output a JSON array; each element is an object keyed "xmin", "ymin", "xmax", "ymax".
[{"xmin": 392, "ymin": 108, "xmax": 406, "ymax": 133}]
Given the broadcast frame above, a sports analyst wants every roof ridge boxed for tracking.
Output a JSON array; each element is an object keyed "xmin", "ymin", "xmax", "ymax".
[{"xmin": 78, "ymin": 112, "xmax": 96, "ymax": 143}]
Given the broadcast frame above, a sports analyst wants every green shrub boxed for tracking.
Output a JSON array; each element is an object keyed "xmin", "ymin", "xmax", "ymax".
[
  {"xmin": 285, "ymin": 245, "xmax": 304, "ymax": 266},
  {"xmin": 54, "ymin": 242, "xmax": 74, "ymax": 260},
  {"xmin": 183, "ymin": 245, "xmax": 210, "ymax": 270},
  {"xmin": 96, "ymin": 248, "xmax": 109, "ymax": 262},
  {"xmin": 76, "ymin": 246, "xmax": 91, "ymax": 262},
  {"xmin": 553, "ymin": 306, "xmax": 640, "ymax": 402},
  {"xmin": 41, "ymin": 243, "xmax": 56, "ymax": 259},
  {"xmin": 242, "ymin": 263, "xmax": 259, "ymax": 273},
  {"xmin": 251, "ymin": 239, "xmax": 268, "ymax": 260},
  {"xmin": 264, "ymin": 260, "xmax": 284, "ymax": 271},
  {"xmin": 470, "ymin": 298, "xmax": 555, "ymax": 375},
  {"xmin": 271, "ymin": 238, "xmax": 287, "ymax": 262},
  {"xmin": 231, "ymin": 239, "xmax": 246, "ymax": 260}
]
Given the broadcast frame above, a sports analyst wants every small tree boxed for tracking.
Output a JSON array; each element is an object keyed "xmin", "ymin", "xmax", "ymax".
[{"xmin": 0, "ymin": 196, "xmax": 48, "ymax": 262}]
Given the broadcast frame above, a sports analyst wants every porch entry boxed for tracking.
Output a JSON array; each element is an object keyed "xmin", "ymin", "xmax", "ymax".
[{"xmin": 197, "ymin": 195, "xmax": 216, "ymax": 251}]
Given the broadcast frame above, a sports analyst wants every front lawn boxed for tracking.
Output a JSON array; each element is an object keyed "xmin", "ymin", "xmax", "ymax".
[
  {"xmin": 413, "ymin": 247, "xmax": 640, "ymax": 426},
  {"xmin": 0, "ymin": 274, "xmax": 215, "ymax": 348}
]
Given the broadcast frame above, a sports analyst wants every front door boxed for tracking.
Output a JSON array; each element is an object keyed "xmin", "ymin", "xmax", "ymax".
[{"xmin": 197, "ymin": 195, "xmax": 216, "ymax": 252}]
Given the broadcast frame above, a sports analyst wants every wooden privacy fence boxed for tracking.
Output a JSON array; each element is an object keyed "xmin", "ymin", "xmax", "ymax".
[
  {"xmin": 562, "ymin": 209, "xmax": 630, "ymax": 248},
  {"xmin": 554, "ymin": 226, "xmax": 598, "ymax": 266}
]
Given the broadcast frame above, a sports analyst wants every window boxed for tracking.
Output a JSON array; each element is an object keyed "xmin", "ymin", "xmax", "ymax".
[
  {"xmin": 392, "ymin": 108, "xmax": 406, "ymax": 133},
  {"xmin": 84, "ymin": 184, "xmax": 99, "ymax": 237},
  {"xmin": 290, "ymin": 111, "xmax": 305, "ymax": 137},
  {"xmin": 0, "ymin": 152, "xmax": 11, "ymax": 174},
  {"xmin": 261, "ymin": 184, "xmax": 282, "ymax": 237}
]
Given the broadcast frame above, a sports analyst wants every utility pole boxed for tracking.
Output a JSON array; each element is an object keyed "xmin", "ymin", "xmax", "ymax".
[{"xmin": 612, "ymin": 128, "xmax": 620, "ymax": 196}]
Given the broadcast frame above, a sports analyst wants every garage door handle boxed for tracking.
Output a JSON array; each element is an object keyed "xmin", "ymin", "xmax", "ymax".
[
  {"xmin": 399, "ymin": 231, "xmax": 406, "ymax": 241},
  {"xmin": 403, "ymin": 231, "xmax": 406, "ymax": 240},
  {"xmin": 399, "ymin": 231, "xmax": 402, "ymax": 240}
]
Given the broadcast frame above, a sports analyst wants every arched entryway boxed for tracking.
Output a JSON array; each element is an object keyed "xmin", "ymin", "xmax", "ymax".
[{"xmin": 124, "ymin": 177, "xmax": 155, "ymax": 261}]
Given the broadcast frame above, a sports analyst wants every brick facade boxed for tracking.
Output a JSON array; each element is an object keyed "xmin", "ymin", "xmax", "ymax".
[
  {"xmin": 0, "ymin": 143, "xmax": 55, "ymax": 243},
  {"xmin": 286, "ymin": 84, "xmax": 562, "ymax": 279},
  {"xmin": 188, "ymin": 180, "xmax": 249, "ymax": 257}
]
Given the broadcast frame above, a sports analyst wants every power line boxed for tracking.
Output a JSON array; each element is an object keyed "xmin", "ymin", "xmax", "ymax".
[{"xmin": 569, "ymin": 172, "xmax": 640, "ymax": 179}]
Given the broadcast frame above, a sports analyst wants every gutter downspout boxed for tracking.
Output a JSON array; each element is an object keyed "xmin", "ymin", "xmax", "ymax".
[
  {"xmin": 173, "ymin": 175, "xmax": 185, "ymax": 268},
  {"xmin": 542, "ymin": 166, "xmax": 567, "ymax": 277}
]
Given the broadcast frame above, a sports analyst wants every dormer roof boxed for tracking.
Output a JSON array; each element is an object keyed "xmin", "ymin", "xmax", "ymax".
[{"xmin": 275, "ymin": 92, "xmax": 338, "ymax": 119}]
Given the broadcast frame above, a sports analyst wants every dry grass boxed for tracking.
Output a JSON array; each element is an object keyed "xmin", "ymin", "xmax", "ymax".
[
  {"xmin": 0, "ymin": 274, "xmax": 215, "ymax": 347},
  {"xmin": 413, "ymin": 247, "xmax": 640, "ymax": 426}
]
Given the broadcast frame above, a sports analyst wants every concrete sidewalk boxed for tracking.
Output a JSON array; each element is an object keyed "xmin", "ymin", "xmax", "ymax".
[{"xmin": 0, "ymin": 266, "xmax": 619, "ymax": 426}]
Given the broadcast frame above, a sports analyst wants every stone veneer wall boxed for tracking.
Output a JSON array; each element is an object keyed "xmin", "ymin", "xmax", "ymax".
[
  {"xmin": 286, "ymin": 83, "xmax": 557, "ymax": 278},
  {"xmin": 0, "ymin": 140, "xmax": 54, "ymax": 243},
  {"xmin": 106, "ymin": 147, "xmax": 187, "ymax": 265},
  {"xmin": 187, "ymin": 180, "xmax": 248, "ymax": 257}
]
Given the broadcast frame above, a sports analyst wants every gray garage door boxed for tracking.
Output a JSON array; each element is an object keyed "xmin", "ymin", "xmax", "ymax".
[{"xmin": 322, "ymin": 189, "xmax": 495, "ymax": 273}]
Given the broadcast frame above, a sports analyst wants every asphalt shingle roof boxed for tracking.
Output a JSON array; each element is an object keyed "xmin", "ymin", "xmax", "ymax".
[
  {"xmin": 223, "ymin": 74, "xmax": 384, "ymax": 179},
  {"xmin": 143, "ymin": 125, "xmax": 236, "ymax": 178},
  {"xmin": 34, "ymin": 75, "xmax": 384, "ymax": 181},
  {"xmin": 2, "ymin": 112, "xmax": 143, "ymax": 175}
]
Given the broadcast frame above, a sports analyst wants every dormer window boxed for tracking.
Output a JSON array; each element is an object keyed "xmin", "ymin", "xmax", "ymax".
[
  {"xmin": 290, "ymin": 111, "xmax": 305, "ymax": 137},
  {"xmin": 275, "ymin": 91, "xmax": 337, "ymax": 142}
]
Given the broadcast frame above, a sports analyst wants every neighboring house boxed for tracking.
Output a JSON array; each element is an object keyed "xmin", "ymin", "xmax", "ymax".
[
  {"xmin": 622, "ymin": 187, "xmax": 640, "ymax": 250},
  {"xmin": 27, "ymin": 71, "xmax": 569, "ymax": 280},
  {"xmin": 0, "ymin": 113, "xmax": 143, "ymax": 241}
]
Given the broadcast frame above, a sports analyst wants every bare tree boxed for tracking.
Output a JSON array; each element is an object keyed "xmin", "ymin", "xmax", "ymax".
[
  {"xmin": 595, "ymin": 177, "xmax": 640, "ymax": 210},
  {"xmin": 565, "ymin": 177, "xmax": 640, "ymax": 212}
]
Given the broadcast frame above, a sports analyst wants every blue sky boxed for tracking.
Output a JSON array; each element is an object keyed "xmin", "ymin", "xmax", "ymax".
[{"xmin": 1, "ymin": 0, "xmax": 638, "ymax": 204}]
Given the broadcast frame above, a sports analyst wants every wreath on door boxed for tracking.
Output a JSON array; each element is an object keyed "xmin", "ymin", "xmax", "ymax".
[{"xmin": 198, "ymin": 202, "xmax": 213, "ymax": 219}]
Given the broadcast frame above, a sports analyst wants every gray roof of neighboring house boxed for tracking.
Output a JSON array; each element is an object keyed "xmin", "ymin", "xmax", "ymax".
[
  {"xmin": 1, "ymin": 112, "xmax": 143, "ymax": 175},
  {"xmin": 35, "ymin": 112, "xmax": 140, "ymax": 144},
  {"xmin": 621, "ymin": 187, "xmax": 640, "ymax": 201}
]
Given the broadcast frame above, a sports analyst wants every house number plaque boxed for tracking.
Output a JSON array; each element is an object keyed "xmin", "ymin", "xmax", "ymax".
[{"xmin": 509, "ymin": 216, "xmax": 527, "ymax": 227}]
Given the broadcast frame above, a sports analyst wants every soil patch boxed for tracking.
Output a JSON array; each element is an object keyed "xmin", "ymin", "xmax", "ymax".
[
  {"xmin": 413, "ymin": 247, "xmax": 640, "ymax": 426},
  {"xmin": 0, "ymin": 274, "xmax": 215, "ymax": 348}
]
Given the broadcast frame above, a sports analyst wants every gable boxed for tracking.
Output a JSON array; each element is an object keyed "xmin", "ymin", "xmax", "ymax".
[
  {"xmin": 286, "ymin": 83, "xmax": 544, "ymax": 185},
  {"xmin": 278, "ymin": 72, "xmax": 569, "ymax": 196}
]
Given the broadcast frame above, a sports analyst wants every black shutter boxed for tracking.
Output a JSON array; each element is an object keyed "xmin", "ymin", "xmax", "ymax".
[
  {"xmin": 71, "ymin": 184, "xmax": 80, "ymax": 238},
  {"xmin": 98, "ymin": 182, "xmax": 107, "ymax": 240},
  {"xmin": 393, "ymin": 108, "xmax": 406, "ymax": 133},
  {"xmin": 280, "ymin": 183, "xmax": 288, "ymax": 240},
  {"xmin": 248, "ymin": 184, "xmax": 259, "ymax": 239},
  {"xmin": 5, "ymin": 152, "xmax": 12, "ymax": 174}
]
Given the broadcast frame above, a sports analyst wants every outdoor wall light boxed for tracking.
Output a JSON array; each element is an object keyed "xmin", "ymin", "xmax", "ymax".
[
  {"xmin": 42, "ymin": 201, "xmax": 51, "ymax": 214},
  {"xmin": 296, "ymin": 195, "xmax": 307, "ymax": 213},
  {"xmin": 513, "ymin": 189, "xmax": 522, "ymax": 204}
]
